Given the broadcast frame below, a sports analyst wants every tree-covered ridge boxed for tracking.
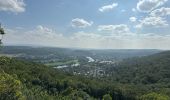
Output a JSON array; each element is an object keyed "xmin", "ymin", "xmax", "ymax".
[
  {"xmin": 106, "ymin": 51, "xmax": 170, "ymax": 98},
  {"xmin": 111, "ymin": 51, "xmax": 170, "ymax": 84}
]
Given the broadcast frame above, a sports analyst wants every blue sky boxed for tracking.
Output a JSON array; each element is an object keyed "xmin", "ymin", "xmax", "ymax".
[{"xmin": 0, "ymin": 0, "xmax": 170, "ymax": 49}]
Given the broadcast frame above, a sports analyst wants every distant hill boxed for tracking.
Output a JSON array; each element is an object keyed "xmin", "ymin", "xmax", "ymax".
[{"xmin": 1, "ymin": 46, "xmax": 162, "ymax": 61}]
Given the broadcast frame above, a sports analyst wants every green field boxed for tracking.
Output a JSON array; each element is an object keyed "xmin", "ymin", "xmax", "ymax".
[{"xmin": 45, "ymin": 60, "xmax": 79, "ymax": 66}]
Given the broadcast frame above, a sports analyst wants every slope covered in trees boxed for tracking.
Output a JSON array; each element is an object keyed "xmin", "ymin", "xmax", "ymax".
[
  {"xmin": 111, "ymin": 51, "xmax": 170, "ymax": 84},
  {"xmin": 108, "ymin": 51, "xmax": 170, "ymax": 98},
  {"xmin": 0, "ymin": 56, "xmax": 137, "ymax": 100}
]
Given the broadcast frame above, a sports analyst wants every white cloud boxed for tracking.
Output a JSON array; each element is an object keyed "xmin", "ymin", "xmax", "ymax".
[
  {"xmin": 132, "ymin": 8, "xmax": 136, "ymax": 12},
  {"xmin": 34, "ymin": 25, "xmax": 63, "ymax": 38},
  {"xmin": 4, "ymin": 26, "xmax": 170, "ymax": 49},
  {"xmin": 0, "ymin": 0, "xmax": 25, "ymax": 13},
  {"xmin": 98, "ymin": 25, "xmax": 115, "ymax": 31},
  {"xmin": 135, "ymin": 16, "xmax": 168, "ymax": 28},
  {"xmin": 137, "ymin": 0, "xmax": 168, "ymax": 13},
  {"xmin": 99, "ymin": 3, "xmax": 118, "ymax": 12},
  {"xmin": 98, "ymin": 24, "xmax": 137, "ymax": 37},
  {"xmin": 71, "ymin": 18, "xmax": 93, "ymax": 28},
  {"xmin": 98, "ymin": 24, "xmax": 130, "ymax": 33},
  {"xmin": 69, "ymin": 32, "xmax": 170, "ymax": 49},
  {"xmin": 5, "ymin": 25, "xmax": 65, "ymax": 47},
  {"xmin": 150, "ymin": 7, "xmax": 170, "ymax": 16},
  {"xmin": 129, "ymin": 17, "xmax": 137, "ymax": 22}
]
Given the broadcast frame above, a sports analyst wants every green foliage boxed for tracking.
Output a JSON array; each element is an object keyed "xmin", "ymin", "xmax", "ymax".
[
  {"xmin": 112, "ymin": 51, "xmax": 170, "ymax": 85},
  {"xmin": 140, "ymin": 92, "xmax": 170, "ymax": 100},
  {"xmin": 0, "ymin": 57, "xmax": 135, "ymax": 100},
  {"xmin": 1, "ymin": 50, "xmax": 170, "ymax": 100},
  {"xmin": 66, "ymin": 90, "xmax": 91, "ymax": 100},
  {"xmin": 103, "ymin": 94, "xmax": 112, "ymax": 100},
  {"xmin": 0, "ymin": 72, "xmax": 25, "ymax": 100}
]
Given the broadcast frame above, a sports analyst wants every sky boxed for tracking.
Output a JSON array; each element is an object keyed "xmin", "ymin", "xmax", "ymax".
[{"xmin": 0, "ymin": 0, "xmax": 170, "ymax": 49}]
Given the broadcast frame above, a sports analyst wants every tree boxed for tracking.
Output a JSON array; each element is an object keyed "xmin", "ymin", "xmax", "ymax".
[
  {"xmin": 103, "ymin": 94, "xmax": 112, "ymax": 100},
  {"xmin": 140, "ymin": 92, "xmax": 170, "ymax": 100},
  {"xmin": 0, "ymin": 23, "xmax": 6, "ymax": 45},
  {"xmin": 0, "ymin": 72, "xmax": 25, "ymax": 100}
]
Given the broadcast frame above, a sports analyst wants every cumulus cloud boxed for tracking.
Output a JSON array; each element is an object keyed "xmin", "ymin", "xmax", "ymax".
[
  {"xmin": 137, "ymin": 0, "xmax": 168, "ymax": 13},
  {"xmin": 0, "ymin": 0, "xmax": 25, "ymax": 13},
  {"xmin": 98, "ymin": 24, "xmax": 130, "ymax": 33},
  {"xmin": 129, "ymin": 17, "xmax": 137, "ymax": 22},
  {"xmin": 98, "ymin": 25, "xmax": 115, "ymax": 31},
  {"xmin": 99, "ymin": 3, "xmax": 118, "ymax": 12},
  {"xmin": 34, "ymin": 25, "xmax": 63, "ymax": 38},
  {"xmin": 150, "ymin": 7, "xmax": 170, "ymax": 16},
  {"xmin": 135, "ymin": 16, "xmax": 168, "ymax": 28},
  {"xmin": 4, "ymin": 25, "xmax": 65, "ymax": 47},
  {"xmin": 71, "ymin": 18, "xmax": 93, "ymax": 28}
]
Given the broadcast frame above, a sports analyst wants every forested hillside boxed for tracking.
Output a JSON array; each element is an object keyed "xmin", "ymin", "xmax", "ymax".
[
  {"xmin": 107, "ymin": 51, "xmax": 170, "ymax": 99},
  {"xmin": 110, "ymin": 51, "xmax": 170, "ymax": 85},
  {"xmin": 0, "ymin": 51, "xmax": 170, "ymax": 100},
  {"xmin": 0, "ymin": 56, "xmax": 137, "ymax": 100}
]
